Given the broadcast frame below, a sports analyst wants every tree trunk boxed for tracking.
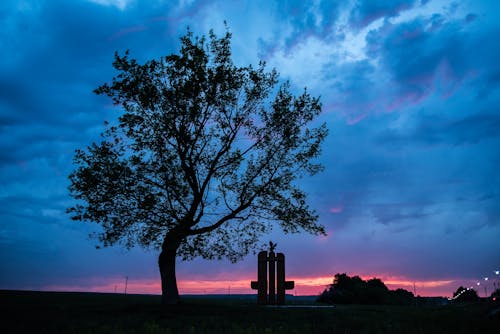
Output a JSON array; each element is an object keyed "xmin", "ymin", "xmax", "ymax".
[{"xmin": 158, "ymin": 242, "xmax": 180, "ymax": 305}]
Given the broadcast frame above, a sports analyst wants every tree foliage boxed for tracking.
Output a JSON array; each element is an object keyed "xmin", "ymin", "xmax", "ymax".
[
  {"xmin": 491, "ymin": 288, "xmax": 500, "ymax": 301},
  {"xmin": 452, "ymin": 286, "xmax": 479, "ymax": 303},
  {"xmin": 68, "ymin": 28, "xmax": 328, "ymax": 264},
  {"xmin": 318, "ymin": 273, "xmax": 415, "ymax": 305}
]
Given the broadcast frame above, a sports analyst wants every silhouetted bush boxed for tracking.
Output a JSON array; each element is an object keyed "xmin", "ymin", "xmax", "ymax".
[
  {"xmin": 451, "ymin": 286, "xmax": 479, "ymax": 303},
  {"xmin": 318, "ymin": 273, "xmax": 415, "ymax": 305},
  {"xmin": 390, "ymin": 288, "xmax": 415, "ymax": 305}
]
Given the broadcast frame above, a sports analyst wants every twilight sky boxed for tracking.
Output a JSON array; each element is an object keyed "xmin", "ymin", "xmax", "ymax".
[{"xmin": 1, "ymin": 0, "xmax": 499, "ymax": 297}]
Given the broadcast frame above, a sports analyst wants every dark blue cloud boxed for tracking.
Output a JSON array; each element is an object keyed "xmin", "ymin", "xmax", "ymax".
[
  {"xmin": 257, "ymin": 0, "xmax": 343, "ymax": 59},
  {"xmin": 377, "ymin": 110, "xmax": 500, "ymax": 147},
  {"xmin": 274, "ymin": 0, "xmax": 341, "ymax": 36},
  {"xmin": 349, "ymin": 0, "xmax": 417, "ymax": 28},
  {"xmin": 367, "ymin": 19, "xmax": 459, "ymax": 101},
  {"xmin": 0, "ymin": 0, "xmax": 188, "ymax": 167},
  {"xmin": 0, "ymin": 0, "xmax": 187, "ymax": 289},
  {"xmin": 371, "ymin": 202, "xmax": 435, "ymax": 226},
  {"xmin": 366, "ymin": 12, "xmax": 500, "ymax": 105},
  {"xmin": 322, "ymin": 59, "xmax": 377, "ymax": 121}
]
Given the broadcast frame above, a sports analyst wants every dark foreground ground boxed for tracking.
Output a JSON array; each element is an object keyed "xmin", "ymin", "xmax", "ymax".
[{"xmin": 0, "ymin": 290, "xmax": 498, "ymax": 333}]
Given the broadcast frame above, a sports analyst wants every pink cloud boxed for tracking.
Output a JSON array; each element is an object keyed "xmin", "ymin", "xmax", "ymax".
[
  {"xmin": 332, "ymin": 98, "xmax": 376, "ymax": 125},
  {"xmin": 329, "ymin": 206, "xmax": 344, "ymax": 214},
  {"xmin": 109, "ymin": 24, "xmax": 148, "ymax": 41},
  {"xmin": 346, "ymin": 113, "xmax": 368, "ymax": 125},
  {"xmin": 385, "ymin": 86, "xmax": 431, "ymax": 112}
]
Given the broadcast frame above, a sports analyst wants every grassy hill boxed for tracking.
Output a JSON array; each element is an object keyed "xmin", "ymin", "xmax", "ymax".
[{"xmin": 1, "ymin": 290, "xmax": 498, "ymax": 333}]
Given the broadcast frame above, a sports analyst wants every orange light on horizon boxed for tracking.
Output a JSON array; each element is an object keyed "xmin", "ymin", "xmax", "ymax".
[{"xmin": 41, "ymin": 273, "xmax": 461, "ymax": 297}]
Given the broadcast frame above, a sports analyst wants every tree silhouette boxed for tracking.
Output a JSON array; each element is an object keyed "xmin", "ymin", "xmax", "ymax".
[
  {"xmin": 318, "ymin": 273, "xmax": 414, "ymax": 305},
  {"xmin": 68, "ymin": 27, "xmax": 327, "ymax": 305},
  {"xmin": 452, "ymin": 286, "xmax": 479, "ymax": 303},
  {"xmin": 491, "ymin": 288, "xmax": 500, "ymax": 301}
]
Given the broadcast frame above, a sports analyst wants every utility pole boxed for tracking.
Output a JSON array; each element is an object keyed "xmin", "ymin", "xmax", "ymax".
[{"xmin": 124, "ymin": 276, "xmax": 128, "ymax": 295}]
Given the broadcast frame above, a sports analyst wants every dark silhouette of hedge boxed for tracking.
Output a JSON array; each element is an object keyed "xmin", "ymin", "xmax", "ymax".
[{"xmin": 318, "ymin": 273, "xmax": 415, "ymax": 305}]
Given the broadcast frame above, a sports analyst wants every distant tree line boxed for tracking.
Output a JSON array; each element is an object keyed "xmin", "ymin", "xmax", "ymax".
[{"xmin": 318, "ymin": 273, "xmax": 415, "ymax": 305}]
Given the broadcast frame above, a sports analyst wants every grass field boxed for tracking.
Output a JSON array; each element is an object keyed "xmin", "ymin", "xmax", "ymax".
[{"xmin": 1, "ymin": 290, "xmax": 498, "ymax": 333}]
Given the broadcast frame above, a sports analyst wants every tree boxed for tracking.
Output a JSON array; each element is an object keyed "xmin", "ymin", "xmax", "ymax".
[
  {"xmin": 68, "ymin": 28, "xmax": 328, "ymax": 305},
  {"xmin": 390, "ymin": 288, "xmax": 415, "ymax": 305},
  {"xmin": 491, "ymin": 288, "xmax": 500, "ymax": 301},
  {"xmin": 365, "ymin": 278, "xmax": 389, "ymax": 304},
  {"xmin": 318, "ymin": 273, "xmax": 365, "ymax": 304},
  {"xmin": 317, "ymin": 273, "xmax": 414, "ymax": 305},
  {"xmin": 452, "ymin": 286, "xmax": 479, "ymax": 303}
]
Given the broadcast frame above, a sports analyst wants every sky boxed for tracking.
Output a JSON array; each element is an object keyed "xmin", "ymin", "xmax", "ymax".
[{"xmin": 1, "ymin": 0, "xmax": 499, "ymax": 298}]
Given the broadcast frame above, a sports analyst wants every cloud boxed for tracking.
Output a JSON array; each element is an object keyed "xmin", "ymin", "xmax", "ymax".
[
  {"xmin": 0, "ymin": 0, "xmax": 499, "ymax": 295},
  {"xmin": 365, "ymin": 12, "xmax": 500, "ymax": 109},
  {"xmin": 88, "ymin": 0, "xmax": 133, "ymax": 11},
  {"xmin": 370, "ymin": 202, "xmax": 435, "ymax": 226},
  {"xmin": 349, "ymin": 0, "xmax": 418, "ymax": 28},
  {"xmin": 377, "ymin": 110, "xmax": 500, "ymax": 148},
  {"xmin": 272, "ymin": 0, "xmax": 342, "ymax": 50},
  {"xmin": 322, "ymin": 59, "xmax": 379, "ymax": 121},
  {"xmin": 329, "ymin": 206, "xmax": 343, "ymax": 214}
]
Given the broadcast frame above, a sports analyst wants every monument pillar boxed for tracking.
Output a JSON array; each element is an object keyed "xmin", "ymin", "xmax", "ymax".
[
  {"xmin": 251, "ymin": 244, "xmax": 295, "ymax": 305},
  {"xmin": 276, "ymin": 253, "xmax": 285, "ymax": 305},
  {"xmin": 268, "ymin": 250, "xmax": 276, "ymax": 304},
  {"xmin": 257, "ymin": 251, "xmax": 267, "ymax": 304}
]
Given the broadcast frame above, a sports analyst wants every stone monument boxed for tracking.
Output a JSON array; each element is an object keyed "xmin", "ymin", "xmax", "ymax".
[{"xmin": 251, "ymin": 242, "xmax": 294, "ymax": 305}]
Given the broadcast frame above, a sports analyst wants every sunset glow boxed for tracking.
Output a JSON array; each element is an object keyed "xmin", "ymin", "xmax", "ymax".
[{"xmin": 41, "ymin": 274, "xmax": 464, "ymax": 298}]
